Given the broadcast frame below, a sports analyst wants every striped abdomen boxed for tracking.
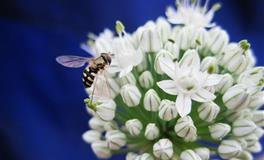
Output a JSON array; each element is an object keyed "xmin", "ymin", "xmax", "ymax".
[{"xmin": 82, "ymin": 67, "xmax": 100, "ymax": 88}]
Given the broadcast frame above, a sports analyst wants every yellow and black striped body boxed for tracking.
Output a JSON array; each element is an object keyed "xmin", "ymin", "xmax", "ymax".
[{"xmin": 82, "ymin": 53, "xmax": 112, "ymax": 88}]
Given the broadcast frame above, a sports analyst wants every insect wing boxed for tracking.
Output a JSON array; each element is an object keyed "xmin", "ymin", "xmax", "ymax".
[{"xmin": 56, "ymin": 55, "xmax": 90, "ymax": 68}]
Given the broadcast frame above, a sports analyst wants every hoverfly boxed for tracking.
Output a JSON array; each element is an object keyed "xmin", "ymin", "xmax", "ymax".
[{"xmin": 56, "ymin": 50, "xmax": 113, "ymax": 102}]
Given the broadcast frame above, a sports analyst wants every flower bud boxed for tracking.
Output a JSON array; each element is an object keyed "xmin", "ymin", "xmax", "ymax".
[
  {"xmin": 154, "ymin": 49, "xmax": 174, "ymax": 74},
  {"xmin": 174, "ymin": 116, "xmax": 197, "ymax": 142},
  {"xmin": 144, "ymin": 89, "xmax": 161, "ymax": 112},
  {"xmin": 82, "ymin": 130, "xmax": 101, "ymax": 143},
  {"xmin": 153, "ymin": 138, "xmax": 173, "ymax": 160},
  {"xmin": 136, "ymin": 56, "xmax": 148, "ymax": 72},
  {"xmin": 220, "ymin": 42, "xmax": 252, "ymax": 74},
  {"xmin": 139, "ymin": 71, "xmax": 154, "ymax": 89},
  {"xmin": 89, "ymin": 117, "xmax": 105, "ymax": 132},
  {"xmin": 158, "ymin": 99, "xmax": 178, "ymax": 121},
  {"xmin": 208, "ymin": 123, "xmax": 231, "ymax": 140},
  {"xmin": 180, "ymin": 149, "xmax": 202, "ymax": 160},
  {"xmin": 125, "ymin": 119, "xmax": 143, "ymax": 136},
  {"xmin": 126, "ymin": 152, "xmax": 138, "ymax": 160},
  {"xmin": 218, "ymin": 140, "xmax": 242, "ymax": 159},
  {"xmin": 215, "ymin": 73, "xmax": 234, "ymax": 94},
  {"xmin": 223, "ymin": 84, "xmax": 251, "ymax": 111},
  {"xmin": 235, "ymin": 151, "xmax": 253, "ymax": 160},
  {"xmin": 246, "ymin": 141, "xmax": 262, "ymax": 153},
  {"xmin": 207, "ymin": 27, "xmax": 229, "ymax": 55},
  {"xmin": 120, "ymin": 84, "xmax": 142, "ymax": 107},
  {"xmin": 194, "ymin": 148, "xmax": 210, "ymax": 160},
  {"xmin": 140, "ymin": 26, "xmax": 162, "ymax": 53},
  {"xmin": 105, "ymin": 130, "xmax": 126, "ymax": 150},
  {"xmin": 91, "ymin": 141, "xmax": 112, "ymax": 159},
  {"xmin": 255, "ymin": 127, "xmax": 264, "ymax": 139},
  {"xmin": 252, "ymin": 111, "xmax": 264, "ymax": 127},
  {"xmin": 164, "ymin": 41, "xmax": 179, "ymax": 60},
  {"xmin": 249, "ymin": 91, "xmax": 264, "ymax": 110},
  {"xmin": 104, "ymin": 121, "xmax": 118, "ymax": 131},
  {"xmin": 244, "ymin": 134, "xmax": 258, "ymax": 146},
  {"xmin": 176, "ymin": 26, "xmax": 208, "ymax": 50},
  {"xmin": 156, "ymin": 17, "xmax": 171, "ymax": 44},
  {"xmin": 198, "ymin": 102, "xmax": 220, "ymax": 122},
  {"xmin": 118, "ymin": 72, "xmax": 136, "ymax": 86},
  {"xmin": 135, "ymin": 153, "xmax": 154, "ymax": 160},
  {"xmin": 232, "ymin": 119, "xmax": 257, "ymax": 137},
  {"xmin": 144, "ymin": 123, "xmax": 160, "ymax": 140},
  {"xmin": 200, "ymin": 57, "xmax": 218, "ymax": 73}
]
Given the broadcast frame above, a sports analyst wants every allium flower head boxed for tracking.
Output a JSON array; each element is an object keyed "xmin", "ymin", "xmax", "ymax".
[{"xmin": 71, "ymin": 0, "xmax": 264, "ymax": 159}]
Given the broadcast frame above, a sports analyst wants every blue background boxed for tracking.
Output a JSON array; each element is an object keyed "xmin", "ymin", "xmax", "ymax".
[{"xmin": 0, "ymin": 0, "xmax": 263, "ymax": 160}]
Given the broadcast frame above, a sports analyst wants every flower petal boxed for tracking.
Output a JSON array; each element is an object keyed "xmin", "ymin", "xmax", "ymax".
[
  {"xmin": 159, "ymin": 57, "xmax": 176, "ymax": 80},
  {"xmin": 191, "ymin": 89, "xmax": 216, "ymax": 102},
  {"xmin": 179, "ymin": 49, "xmax": 200, "ymax": 70},
  {"xmin": 157, "ymin": 80, "xmax": 178, "ymax": 95},
  {"xmin": 176, "ymin": 94, "xmax": 192, "ymax": 117},
  {"xmin": 119, "ymin": 65, "xmax": 133, "ymax": 78},
  {"xmin": 204, "ymin": 74, "xmax": 222, "ymax": 86}
]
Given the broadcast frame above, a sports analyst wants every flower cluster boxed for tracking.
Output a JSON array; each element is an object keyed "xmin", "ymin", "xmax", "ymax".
[{"xmin": 81, "ymin": 0, "xmax": 264, "ymax": 159}]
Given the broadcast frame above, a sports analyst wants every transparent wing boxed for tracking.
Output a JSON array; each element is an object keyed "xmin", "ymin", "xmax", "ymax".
[
  {"xmin": 56, "ymin": 55, "xmax": 91, "ymax": 68},
  {"xmin": 89, "ymin": 71, "xmax": 112, "ymax": 102}
]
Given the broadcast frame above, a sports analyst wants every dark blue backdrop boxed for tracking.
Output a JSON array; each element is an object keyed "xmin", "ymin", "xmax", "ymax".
[{"xmin": 0, "ymin": 0, "xmax": 263, "ymax": 160}]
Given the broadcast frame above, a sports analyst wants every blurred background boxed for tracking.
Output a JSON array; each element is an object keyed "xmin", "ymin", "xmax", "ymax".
[{"xmin": 0, "ymin": 0, "xmax": 263, "ymax": 160}]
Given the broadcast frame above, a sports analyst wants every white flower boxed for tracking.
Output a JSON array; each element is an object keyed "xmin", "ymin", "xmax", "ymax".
[
  {"xmin": 110, "ymin": 35, "xmax": 143, "ymax": 77},
  {"xmin": 198, "ymin": 102, "xmax": 220, "ymax": 122},
  {"xmin": 207, "ymin": 27, "xmax": 229, "ymax": 55},
  {"xmin": 174, "ymin": 116, "xmax": 197, "ymax": 142},
  {"xmin": 118, "ymin": 72, "xmax": 136, "ymax": 86},
  {"xmin": 126, "ymin": 152, "xmax": 138, "ymax": 160},
  {"xmin": 208, "ymin": 123, "xmax": 231, "ymax": 140},
  {"xmin": 144, "ymin": 89, "xmax": 161, "ymax": 112},
  {"xmin": 105, "ymin": 130, "xmax": 126, "ymax": 150},
  {"xmin": 233, "ymin": 151, "xmax": 253, "ymax": 160},
  {"xmin": 125, "ymin": 119, "xmax": 143, "ymax": 136},
  {"xmin": 82, "ymin": 130, "xmax": 101, "ymax": 143},
  {"xmin": 157, "ymin": 49, "xmax": 221, "ymax": 117},
  {"xmin": 232, "ymin": 119, "xmax": 257, "ymax": 137},
  {"xmin": 139, "ymin": 24, "xmax": 162, "ymax": 53},
  {"xmin": 154, "ymin": 49, "xmax": 175, "ymax": 74},
  {"xmin": 139, "ymin": 71, "xmax": 154, "ymax": 89},
  {"xmin": 218, "ymin": 140, "xmax": 242, "ymax": 159},
  {"xmin": 243, "ymin": 134, "xmax": 258, "ymax": 146},
  {"xmin": 238, "ymin": 67, "xmax": 264, "ymax": 89},
  {"xmin": 180, "ymin": 149, "xmax": 202, "ymax": 160},
  {"xmin": 164, "ymin": 41, "xmax": 180, "ymax": 60},
  {"xmin": 223, "ymin": 84, "xmax": 251, "ymax": 111},
  {"xmin": 86, "ymin": 99, "xmax": 116, "ymax": 121},
  {"xmin": 255, "ymin": 127, "xmax": 264, "ymax": 139},
  {"xmin": 120, "ymin": 84, "xmax": 142, "ymax": 107},
  {"xmin": 144, "ymin": 123, "xmax": 160, "ymax": 140},
  {"xmin": 249, "ymin": 91, "xmax": 264, "ymax": 110},
  {"xmin": 91, "ymin": 141, "xmax": 112, "ymax": 159},
  {"xmin": 166, "ymin": 0, "xmax": 220, "ymax": 28},
  {"xmin": 252, "ymin": 111, "xmax": 264, "ymax": 127},
  {"xmin": 88, "ymin": 117, "xmax": 106, "ymax": 132},
  {"xmin": 156, "ymin": 17, "xmax": 171, "ymax": 44},
  {"xmin": 159, "ymin": 99, "xmax": 178, "ymax": 121},
  {"xmin": 136, "ymin": 55, "xmax": 148, "ymax": 72},
  {"xmin": 135, "ymin": 153, "xmax": 154, "ymax": 160},
  {"xmin": 194, "ymin": 148, "xmax": 210, "ymax": 160},
  {"xmin": 176, "ymin": 26, "xmax": 208, "ymax": 50},
  {"xmin": 246, "ymin": 141, "xmax": 262, "ymax": 153},
  {"xmin": 103, "ymin": 121, "xmax": 118, "ymax": 131},
  {"xmin": 220, "ymin": 41, "xmax": 253, "ymax": 74},
  {"xmin": 200, "ymin": 56, "xmax": 218, "ymax": 73},
  {"xmin": 153, "ymin": 138, "xmax": 173, "ymax": 160},
  {"xmin": 215, "ymin": 73, "xmax": 234, "ymax": 94}
]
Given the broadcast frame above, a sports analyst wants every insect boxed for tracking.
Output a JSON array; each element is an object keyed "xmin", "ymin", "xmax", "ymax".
[{"xmin": 56, "ymin": 53, "xmax": 112, "ymax": 88}]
